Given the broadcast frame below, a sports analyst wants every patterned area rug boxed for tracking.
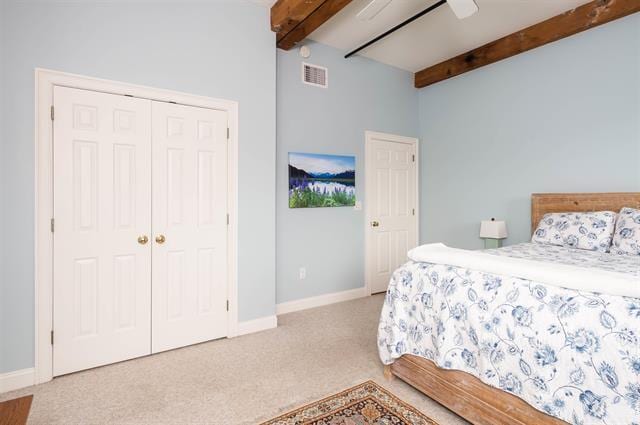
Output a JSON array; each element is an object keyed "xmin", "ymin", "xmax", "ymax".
[{"xmin": 261, "ymin": 381, "xmax": 438, "ymax": 425}]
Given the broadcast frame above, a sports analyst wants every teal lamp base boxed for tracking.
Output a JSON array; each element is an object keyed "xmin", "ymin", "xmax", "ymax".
[{"xmin": 483, "ymin": 238, "xmax": 503, "ymax": 249}]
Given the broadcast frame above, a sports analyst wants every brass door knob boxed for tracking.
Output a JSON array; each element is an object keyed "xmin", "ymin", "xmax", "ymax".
[
  {"xmin": 371, "ymin": 221, "xmax": 380, "ymax": 227},
  {"xmin": 137, "ymin": 235, "xmax": 149, "ymax": 245},
  {"xmin": 155, "ymin": 234, "xmax": 166, "ymax": 244}
]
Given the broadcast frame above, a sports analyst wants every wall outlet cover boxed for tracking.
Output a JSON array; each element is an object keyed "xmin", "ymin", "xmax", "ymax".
[{"xmin": 299, "ymin": 267, "xmax": 306, "ymax": 280}]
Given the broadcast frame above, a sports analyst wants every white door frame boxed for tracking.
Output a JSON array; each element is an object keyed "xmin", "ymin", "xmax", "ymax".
[
  {"xmin": 364, "ymin": 131, "xmax": 420, "ymax": 296},
  {"xmin": 34, "ymin": 68, "xmax": 240, "ymax": 384}
]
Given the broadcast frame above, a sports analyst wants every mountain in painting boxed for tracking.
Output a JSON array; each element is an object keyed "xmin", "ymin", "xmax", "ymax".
[
  {"xmin": 289, "ymin": 164, "xmax": 312, "ymax": 179},
  {"xmin": 331, "ymin": 170, "xmax": 355, "ymax": 180},
  {"xmin": 305, "ymin": 170, "xmax": 355, "ymax": 180}
]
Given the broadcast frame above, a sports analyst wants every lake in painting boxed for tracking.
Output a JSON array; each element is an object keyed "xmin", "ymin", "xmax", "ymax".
[{"xmin": 288, "ymin": 152, "xmax": 356, "ymax": 208}]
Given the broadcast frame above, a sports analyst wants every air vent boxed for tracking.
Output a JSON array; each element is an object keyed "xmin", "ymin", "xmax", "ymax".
[{"xmin": 302, "ymin": 62, "xmax": 328, "ymax": 88}]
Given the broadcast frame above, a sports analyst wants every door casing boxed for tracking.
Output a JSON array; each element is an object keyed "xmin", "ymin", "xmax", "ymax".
[
  {"xmin": 364, "ymin": 131, "xmax": 420, "ymax": 297},
  {"xmin": 35, "ymin": 68, "xmax": 239, "ymax": 384}
]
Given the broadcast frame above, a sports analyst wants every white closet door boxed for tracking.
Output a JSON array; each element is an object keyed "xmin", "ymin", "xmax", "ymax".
[
  {"xmin": 151, "ymin": 102, "xmax": 228, "ymax": 353},
  {"xmin": 366, "ymin": 137, "xmax": 417, "ymax": 294},
  {"xmin": 53, "ymin": 86, "xmax": 152, "ymax": 376}
]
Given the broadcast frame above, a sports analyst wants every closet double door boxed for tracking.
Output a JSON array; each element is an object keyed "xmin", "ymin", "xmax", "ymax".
[{"xmin": 52, "ymin": 86, "xmax": 229, "ymax": 376}]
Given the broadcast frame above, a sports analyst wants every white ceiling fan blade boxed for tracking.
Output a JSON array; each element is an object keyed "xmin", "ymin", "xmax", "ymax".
[
  {"xmin": 447, "ymin": 0, "xmax": 479, "ymax": 19},
  {"xmin": 356, "ymin": 0, "xmax": 393, "ymax": 21}
]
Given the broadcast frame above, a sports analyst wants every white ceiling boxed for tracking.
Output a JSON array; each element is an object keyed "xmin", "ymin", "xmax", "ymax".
[{"xmin": 308, "ymin": 0, "xmax": 592, "ymax": 72}]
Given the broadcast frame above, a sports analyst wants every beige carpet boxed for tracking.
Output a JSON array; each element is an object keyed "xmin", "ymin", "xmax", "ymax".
[{"xmin": 0, "ymin": 294, "xmax": 468, "ymax": 425}]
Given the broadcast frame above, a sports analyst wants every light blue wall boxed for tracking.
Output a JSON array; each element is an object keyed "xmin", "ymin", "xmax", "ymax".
[
  {"xmin": 419, "ymin": 14, "xmax": 640, "ymax": 249},
  {"xmin": 276, "ymin": 41, "xmax": 418, "ymax": 304},
  {"xmin": 0, "ymin": 0, "xmax": 276, "ymax": 373}
]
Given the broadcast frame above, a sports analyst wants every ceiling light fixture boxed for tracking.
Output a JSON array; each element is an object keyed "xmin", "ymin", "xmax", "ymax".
[
  {"xmin": 346, "ymin": 0, "xmax": 479, "ymax": 59},
  {"xmin": 356, "ymin": 0, "xmax": 393, "ymax": 21},
  {"xmin": 447, "ymin": 0, "xmax": 479, "ymax": 19}
]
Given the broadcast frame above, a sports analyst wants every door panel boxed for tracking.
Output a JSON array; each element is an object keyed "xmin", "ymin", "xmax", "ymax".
[
  {"xmin": 53, "ymin": 86, "xmax": 152, "ymax": 376},
  {"xmin": 367, "ymin": 136, "xmax": 417, "ymax": 294},
  {"xmin": 151, "ymin": 102, "xmax": 228, "ymax": 353}
]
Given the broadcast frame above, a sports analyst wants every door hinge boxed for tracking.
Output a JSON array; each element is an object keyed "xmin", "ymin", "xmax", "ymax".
[
  {"xmin": 412, "ymin": 208, "xmax": 415, "ymax": 216},
  {"xmin": 226, "ymin": 214, "xmax": 230, "ymax": 225},
  {"xmin": 226, "ymin": 300, "xmax": 229, "ymax": 311},
  {"xmin": 50, "ymin": 105, "xmax": 55, "ymax": 121},
  {"xmin": 50, "ymin": 218, "xmax": 55, "ymax": 233},
  {"xmin": 50, "ymin": 330, "xmax": 54, "ymax": 345},
  {"xmin": 412, "ymin": 154, "xmax": 415, "ymax": 162},
  {"xmin": 227, "ymin": 127, "xmax": 230, "ymax": 140}
]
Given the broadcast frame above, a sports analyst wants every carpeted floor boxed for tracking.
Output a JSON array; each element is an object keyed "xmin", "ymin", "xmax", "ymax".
[{"xmin": 0, "ymin": 294, "xmax": 468, "ymax": 425}]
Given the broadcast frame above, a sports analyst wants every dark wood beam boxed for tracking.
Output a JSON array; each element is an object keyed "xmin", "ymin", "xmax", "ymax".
[
  {"xmin": 415, "ymin": 0, "xmax": 640, "ymax": 88},
  {"xmin": 271, "ymin": 0, "xmax": 325, "ymax": 35},
  {"xmin": 271, "ymin": 0, "xmax": 353, "ymax": 50}
]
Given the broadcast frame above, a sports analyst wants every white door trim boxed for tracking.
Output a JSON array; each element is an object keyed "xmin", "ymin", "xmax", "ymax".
[
  {"xmin": 0, "ymin": 368, "xmax": 35, "ymax": 394},
  {"xmin": 35, "ymin": 68, "xmax": 240, "ymax": 384},
  {"xmin": 364, "ymin": 131, "xmax": 419, "ymax": 297}
]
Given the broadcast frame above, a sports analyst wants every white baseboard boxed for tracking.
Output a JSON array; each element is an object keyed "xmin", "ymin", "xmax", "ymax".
[
  {"xmin": 0, "ymin": 368, "xmax": 35, "ymax": 394},
  {"xmin": 236, "ymin": 315, "xmax": 278, "ymax": 336},
  {"xmin": 276, "ymin": 287, "xmax": 367, "ymax": 315}
]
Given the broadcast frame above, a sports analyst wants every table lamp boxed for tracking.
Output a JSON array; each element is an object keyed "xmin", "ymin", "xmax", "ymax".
[{"xmin": 480, "ymin": 218, "xmax": 508, "ymax": 249}]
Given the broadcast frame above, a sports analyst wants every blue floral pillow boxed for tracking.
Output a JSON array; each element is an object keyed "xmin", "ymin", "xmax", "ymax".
[
  {"xmin": 611, "ymin": 207, "xmax": 640, "ymax": 256},
  {"xmin": 531, "ymin": 211, "xmax": 616, "ymax": 252}
]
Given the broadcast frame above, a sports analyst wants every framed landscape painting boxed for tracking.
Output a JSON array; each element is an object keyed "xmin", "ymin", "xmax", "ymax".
[{"xmin": 288, "ymin": 152, "xmax": 356, "ymax": 208}]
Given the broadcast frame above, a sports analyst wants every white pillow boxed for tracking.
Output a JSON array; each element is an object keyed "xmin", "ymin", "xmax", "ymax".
[
  {"xmin": 531, "ymin": 211, "xmax": 616, "ymax": 252},
  {"xmin": 611, "ymin": 207, "xmax": 640, "ymax": 256}
]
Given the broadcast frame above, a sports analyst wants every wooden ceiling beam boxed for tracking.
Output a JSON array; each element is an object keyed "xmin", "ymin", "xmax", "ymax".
[
  {"xmin": 271, "ymin": 0, "xmax": 354, "ymax": 50},
  {"xmin": 415, "ymin": 0, "xmax": 640, "ymax": 89},
  {"xmin": 271, "ymin": 0, "xmax": 325, "ymax": 36}
]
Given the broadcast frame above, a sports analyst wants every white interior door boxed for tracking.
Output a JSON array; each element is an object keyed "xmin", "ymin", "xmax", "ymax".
[
  {"xmin": 151, "ymin": 101, "xmax": 229, "ymax": 353},
  {"xmin": 365, "ymin": 132, "xmax": 418, "ymax": 294},
  {"xmin": 53, "ymin": 86, "xmax": 152, "ymax": 376}
]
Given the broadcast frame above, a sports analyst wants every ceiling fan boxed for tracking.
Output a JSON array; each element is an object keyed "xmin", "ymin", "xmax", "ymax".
[
  {"xmin": 346, "ymin": 0, "xmax": 479, "ymax": 58},
  {"xmin": 357, "ymin": 0, "xmax": 479, "ymax": 21}
]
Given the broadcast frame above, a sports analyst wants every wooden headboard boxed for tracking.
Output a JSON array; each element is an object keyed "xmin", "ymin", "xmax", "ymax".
[{"xmin": 531, "ymin": 192, "xmax": 640, "ymax": 234}]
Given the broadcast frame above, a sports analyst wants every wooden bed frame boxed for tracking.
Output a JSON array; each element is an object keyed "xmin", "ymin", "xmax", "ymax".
[
  {"xmin": 530, "ymin": 192, "xmax": 640, "ymax": 235},
  {"xmin": 385, "ymin": 192, "xmax": 640, "ymax": 425}
]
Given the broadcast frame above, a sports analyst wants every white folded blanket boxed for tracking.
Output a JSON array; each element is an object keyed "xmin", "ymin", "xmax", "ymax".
[{"xmin": 408, "ymin": 243, "xmax": 640, "ymax": 299}]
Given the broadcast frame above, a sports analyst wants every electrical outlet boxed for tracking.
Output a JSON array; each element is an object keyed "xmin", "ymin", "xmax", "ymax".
[{"xmin": 299, "ymin": 267, "xmax": 306, "ymax": 280}]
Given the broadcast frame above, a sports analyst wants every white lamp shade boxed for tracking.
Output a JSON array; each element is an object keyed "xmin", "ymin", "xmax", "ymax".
[{"xmin": 480, "ymin": 220, "xmax": 508, "ymax": 239}]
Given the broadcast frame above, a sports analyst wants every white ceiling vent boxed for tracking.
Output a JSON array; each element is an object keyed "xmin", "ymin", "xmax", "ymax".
[{"xmin": 302, "ymin": 62, "xmax": 328, "ymax": 88}]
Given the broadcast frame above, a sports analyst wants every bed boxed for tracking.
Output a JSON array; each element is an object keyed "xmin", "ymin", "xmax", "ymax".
[{"xmin": 379, "ymin": 193, "xmax": 640, "ymax": 425}]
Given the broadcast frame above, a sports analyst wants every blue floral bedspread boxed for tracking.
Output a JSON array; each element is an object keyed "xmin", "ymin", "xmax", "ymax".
[{"xmin": 377, "ymin": 243, "xmax": 640, "ymax": 425}]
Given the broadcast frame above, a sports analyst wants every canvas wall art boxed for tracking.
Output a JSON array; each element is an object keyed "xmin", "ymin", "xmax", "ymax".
[{"xmin": 288, "ymin": 152, "xmax": 356, "ymax": 208}]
